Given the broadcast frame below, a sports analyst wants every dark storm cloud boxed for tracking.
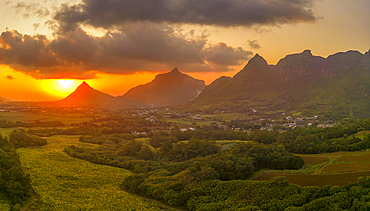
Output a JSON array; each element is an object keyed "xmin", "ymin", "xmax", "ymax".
[
  {"xmin": 0, "ymin": 26, "xmax": 252, "ymax": 79},
  {"xmin": 54, "ymin": 0, "xmax": 317, "ymax": 32},
  {"xmin": 248, "ymin": 40, "xmax": 261, "ymax": 49},
  {"xmin": 203, "ymin": 42, "xmax": 253, "ymax": 66}
]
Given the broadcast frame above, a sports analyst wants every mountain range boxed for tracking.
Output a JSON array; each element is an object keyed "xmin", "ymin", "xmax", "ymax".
[
  {"xmin": 59, "ymin": 68, "xmax": 206, "ymax": 107},
  {"xmin": 187, "ymin": 49, "xmax": 370, "ymax": 119},
  {"xmin": 60, "ymin": 49, "xmax": 370, "ymax": 119}
]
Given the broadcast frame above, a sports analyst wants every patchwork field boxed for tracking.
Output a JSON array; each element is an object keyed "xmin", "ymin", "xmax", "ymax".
[
  {"xmin": 15, "ymin": 135, "xmax": 178, "ymax": 211},
  {"xmin": 255, "ymin": 171, "xmax": 370, "ymax": 186},
  {"xmin": 255, "ymin": 150, "xmax": 370, "ymax": 187}
]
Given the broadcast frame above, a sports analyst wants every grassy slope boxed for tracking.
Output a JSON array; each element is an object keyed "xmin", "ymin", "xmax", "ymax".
[{"xmin": 17, "ymin": 135, "xmax": 177, "ymax": 211}]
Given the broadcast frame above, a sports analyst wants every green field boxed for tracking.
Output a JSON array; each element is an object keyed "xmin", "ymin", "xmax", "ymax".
[
  {"xmin": 17, "ymin": 135, "xmax": 178, "ymax": 211},
  {"xmin": 0, "ymin": 112, "xmax": 91, "ymax": 125},
  {"xmin": 354, "ymin": 130, "xmax": 370, "ymax": 139},
  {"xmin": 254, "ymin": 150, "xmax": 370, "ymax": 187},
  {"xmin": 255, "ymin": 171, "xmax": 370, "ymax": 186},
  {"xmin": 0, "ymin": 127, "xmax": 23, "ymax": 137}
]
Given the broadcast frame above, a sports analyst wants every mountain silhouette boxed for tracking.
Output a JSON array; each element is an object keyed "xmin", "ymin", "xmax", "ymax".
[
  {"xmin": 59, "ymin": 82, "xmax": 116, "ymax": 106},
  {"xmin": 0, "ymin": 96, "xmax": 10, "ymax": 102},
  {"xmin": 121, "ymin": 68, "xmax": 206, "ymax": 107}
]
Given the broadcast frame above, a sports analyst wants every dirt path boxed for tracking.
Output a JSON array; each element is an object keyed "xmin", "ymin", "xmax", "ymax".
[
  {"xmin": 20, "ymin": 187, "xmax": 38, "ymax": 211},
  {"xmin": 121, "ymin": 190, "xmax": 185, "ymax": 211},
  {"xmin": 314, "ymin": 156, "xmax": 341, "ymax": 174}
]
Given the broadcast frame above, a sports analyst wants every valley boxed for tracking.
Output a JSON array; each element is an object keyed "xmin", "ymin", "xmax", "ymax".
[
  {"xmin": 0, "ymin": 0, "xmax": 369, "ymax": 209},
  {"xmin": 1, "ymin": 105, "xmax": 370, "ymax": 210}
]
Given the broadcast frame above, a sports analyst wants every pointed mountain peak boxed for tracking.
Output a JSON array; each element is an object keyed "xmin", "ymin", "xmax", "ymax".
[
  {"xmin": 77, "ymin": 81, "xmax": 93, "ymax": 90},
  {"xmin": 59, "ymin": 81, "xmax": 115, "ymax": 105},
  {"xmin": 246, "ymin": 54, "xmax": 268, "ymax": 67},
  {"xmin": 170, "ymin": 67, "xmax": 180, "ymax": 74}
]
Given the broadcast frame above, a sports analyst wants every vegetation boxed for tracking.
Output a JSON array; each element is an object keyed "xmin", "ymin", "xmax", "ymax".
[
  {"xmin": 244, "ymin": 119, "xmax": 370, "ymax": 154},
  {"xmin": 0, "ymin": 133, "xmax": 31, "ymax": 206},
  {"xmin": 17, "ymin": 135, "xmax": 177, "ymax": 210},
  {"xmin": 27, "ymin": 127, "xmax": 97, "ymax": 137},
  {"xmin": 123, "ymin": 174, "xmax": 370, "ymax": 210},
  {"xmin": 9, "ymin": 129, "xmax": 47, "ymax": 148},
  {"xmin": 0, "ymin": 119, "xmax": 64, "ymax": 128},
  {"xmin": 3, "ymin": 107, "xmax": 370, "ymax": 210}
]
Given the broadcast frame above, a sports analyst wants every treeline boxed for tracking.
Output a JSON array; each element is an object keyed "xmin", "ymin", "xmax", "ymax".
[
  {"xmin": 147, "ymin": 119, "xmax": 370, "ymax": 154},
  {"xmin": 27, "ymin": 127, "xmax": 97, "ymax": 137},
  {"xmin": 124, "ymin": 176, "xmax": 370, "ymax": 210},
  {"xmin": 65, "ymin": 138, "xmax": 303, "ymax": 181},
  {"xmin": 0, "ymin": 119, "xmax": 64, "ymax": 128},
  {"xmin": 117, "ymin": 142, "xmax": 303, "ymax": 210},
  {"xmin": 78, "ymin": 133, "xmax": 135, "ymax": 145},
  {"xmin": 245, "ymin": 119, "xmax": 370, "ymax": 154},
  {"xmin": 0, "ymin": 133, "xmax": 31, "ymax": 205},
  {"xmin": 169, "ymin": 125, "xmax": 248, "ymax": 141},
  {"xmin": 9, "ymin": 129, "xmax": 47, "ymax": 148}
]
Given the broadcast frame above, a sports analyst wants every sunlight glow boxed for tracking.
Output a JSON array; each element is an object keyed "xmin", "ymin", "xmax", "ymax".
[
  {"xmin": 58, "ymin": 80, "xmax": 74, "ymax": 88},
  {"xmin": 39, "ymin": 79, "xmax": 80, "ymax": 100}
]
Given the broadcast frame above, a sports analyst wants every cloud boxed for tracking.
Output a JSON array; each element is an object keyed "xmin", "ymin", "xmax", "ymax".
[
  {"xmin": 1, "ymin": 0, "xmax": 318, "ymax": 79},
  {"xmin": 33, "ymin": 23, "xmax": 41, "ymax": 31},
  {"xmin": 6, "ymin": 75, "xmax": 14, "ymax": 80},
  {"xmin": 0, "ymin": 27, "xmax": 252, "ymax": 79},
  {"xmin": 248, "ymin": 40, "xmax": 261, "ymax": 49},
  {"xmin": 203, "ymin": 42, "xmax": 253, "ymax": 66},
  {"xmin": 54, "ymin": 0, "xmax": 317, "ymax": 32},
  {"xmin": 12, "ymin": 1, "xmax": 51, "ymax": 19}
]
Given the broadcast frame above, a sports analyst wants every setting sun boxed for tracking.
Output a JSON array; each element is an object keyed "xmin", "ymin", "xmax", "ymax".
[
  {"xmin": 58, "ymin": 80, "xmax": 75, "ymax": 89},
  {"xmin": 38, "ymin": 79, "xmax": 81, "ymax": 100}
]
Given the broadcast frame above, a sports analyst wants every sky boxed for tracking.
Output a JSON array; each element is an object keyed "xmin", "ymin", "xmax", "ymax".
[{"xmin": 0, "ymin": 0, "xmax": 369, "ymax": 101}]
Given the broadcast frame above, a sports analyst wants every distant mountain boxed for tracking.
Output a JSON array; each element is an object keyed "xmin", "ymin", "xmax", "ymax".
[
  {"xmin": 188, "ymin": 49, "xmax": 370, "ymax": 119},
  {"xmin": 0, "ymin": 96, "xmax": 9, "ymax": 102},
  {"xmin": 121, "ymin": 68, "xmax": 206, "ymax": 107},
  {"xmin": 59, "ymin": 82, "xmax": 117, "ymax": 106}
]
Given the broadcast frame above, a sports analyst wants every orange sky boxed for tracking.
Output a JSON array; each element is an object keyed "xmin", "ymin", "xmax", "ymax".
[
  {"xmin": 0, "ymin": 64, "xmax": 238, "ymax": 101},
  {"xmin": 0, "ymin": 0, "xmax": 369, "ymax": 101}
]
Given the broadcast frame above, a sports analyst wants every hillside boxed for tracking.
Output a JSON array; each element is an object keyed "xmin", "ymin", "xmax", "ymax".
[
  {"xmin": 121, "ymin": 68, "xmax": 206, "ymax": 107},
  {"xmin": 186, "ymin": 49, "xmax": 370, "ymax": 119}
]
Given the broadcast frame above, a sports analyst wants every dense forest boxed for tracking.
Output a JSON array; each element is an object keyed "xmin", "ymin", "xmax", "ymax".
[
  {"xmin": 124, "ymin": 175, "xmax": 370, "ymax": 210},
  {"xmin": 0, "ymin": 133, "xmax": 31, "ymax": 205},
  {"xmin": 9, "ymin": 130, "xmax": 47, "ymax": 148}
]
